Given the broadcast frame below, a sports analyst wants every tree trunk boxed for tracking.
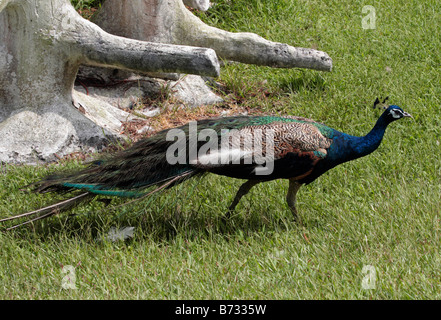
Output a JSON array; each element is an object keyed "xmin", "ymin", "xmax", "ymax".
[
  {"xmin": 0, "ymin": 0, "xmax": 219, "ymax": 163},
  {"xmin": 87, "ymin": 0, "xmax": 332, "ymax": 108},
  {"xmin": 93, "ymin": 0, "xmax": 332, "ymax": 71}
]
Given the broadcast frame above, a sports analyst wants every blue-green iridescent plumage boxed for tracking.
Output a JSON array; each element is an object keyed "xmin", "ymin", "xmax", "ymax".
[
  {"xmin": 36, "ymin": 105, "xmax": 410, "ymax": 195},
  {"xmin": 4, "ymin": 104, "xmax": 411, "ymax": 227}
]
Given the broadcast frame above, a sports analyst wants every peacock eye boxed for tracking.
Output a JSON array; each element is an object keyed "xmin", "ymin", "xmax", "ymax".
[{"xmin": 390, "ymin": 109, "xmax": 402, "ymax": 119}]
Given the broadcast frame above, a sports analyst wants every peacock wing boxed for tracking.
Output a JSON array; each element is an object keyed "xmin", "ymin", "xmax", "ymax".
[{"xmin": 194, "ymin": 117, "xmax": 333, "ymax": 180}]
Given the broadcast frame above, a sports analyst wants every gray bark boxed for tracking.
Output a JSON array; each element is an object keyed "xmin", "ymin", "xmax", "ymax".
[
  {"xmin": 88, "ymin": 0, "xmax": 332, "ymax": 109},
  {"xmin": 93, "ymin": 0, "xmax": 332, "ymax": 71}
]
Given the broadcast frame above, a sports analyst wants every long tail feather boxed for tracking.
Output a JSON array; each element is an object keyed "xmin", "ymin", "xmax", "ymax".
[
  {"xmin": 1, "ymin": 170, "xmax": 197, "ymax": 230},
  {"xmin": 6, "ymin": 210, "xmax": 63, "ymax": 231},
  {"xmin": 0, "ymin": 193, "xmax": 94, "ymax": 230}
]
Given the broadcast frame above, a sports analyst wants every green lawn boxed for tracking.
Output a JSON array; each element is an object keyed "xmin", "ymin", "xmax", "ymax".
[{"xmin": 1, "ymin": 0, "xmax": 440, "ymax": 299}]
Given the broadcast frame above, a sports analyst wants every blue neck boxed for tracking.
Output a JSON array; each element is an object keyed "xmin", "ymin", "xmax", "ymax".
[
  {"xmin": 330, "ymin": 114, "xmax": 391, "ymax": 164},
  {"xmin": 350, "ymin": 115, "xmax": 390, "ymax": 157}
]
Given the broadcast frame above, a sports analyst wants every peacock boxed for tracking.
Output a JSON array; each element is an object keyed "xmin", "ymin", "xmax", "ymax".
[{"xmin": 1, "ymin": 100, "xmax": 412, "ymax": 229}]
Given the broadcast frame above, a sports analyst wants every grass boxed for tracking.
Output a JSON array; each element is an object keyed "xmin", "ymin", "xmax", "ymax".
[
  {"xmin": 1, "ymin": 0, "xmax": 440, "ymax": 299},
  {"xmin": 70, "ymin": 0, "xmax": 103, "ymax": 10}
]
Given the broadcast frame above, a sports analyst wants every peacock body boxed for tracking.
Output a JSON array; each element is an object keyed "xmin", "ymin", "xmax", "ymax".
[{"xmin": 1, "ymin": 104, "xmax": 412, "ymax": 229}]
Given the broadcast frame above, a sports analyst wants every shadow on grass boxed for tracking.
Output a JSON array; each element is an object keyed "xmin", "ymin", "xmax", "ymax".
[
  {"xmin": 1, "ymin": 175, "xmax": 329, "ymax": 243},
  {"xmin": 278, "ymin": 72, "xmax": 327, "ymax": 94},
  {"xmin": 2, "ymin": 200, "xmax": 306, "ymax": 244}
]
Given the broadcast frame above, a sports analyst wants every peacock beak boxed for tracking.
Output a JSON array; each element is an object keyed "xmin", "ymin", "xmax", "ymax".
[{"xmin": 403, "ymin": 112, "xmax": 413, "ymax": 118}]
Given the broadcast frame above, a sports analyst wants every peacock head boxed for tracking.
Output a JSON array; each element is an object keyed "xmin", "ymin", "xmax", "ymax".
[
  {"xmin": 373, "ymin": 97, "xmax": 412, "ymax": 123},
  {"xmin": 383, "ymin": 105, "xmax": 413, "ymax": 122}
]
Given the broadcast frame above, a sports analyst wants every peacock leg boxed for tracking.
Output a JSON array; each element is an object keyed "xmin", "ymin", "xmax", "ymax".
[
  {"xmin": 226, "ymin": 180, "xmax": 260, "ymax": 218},
  {"xmin": 286, "ymin": 179, "xmax": 302, "ymax": 221}
]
